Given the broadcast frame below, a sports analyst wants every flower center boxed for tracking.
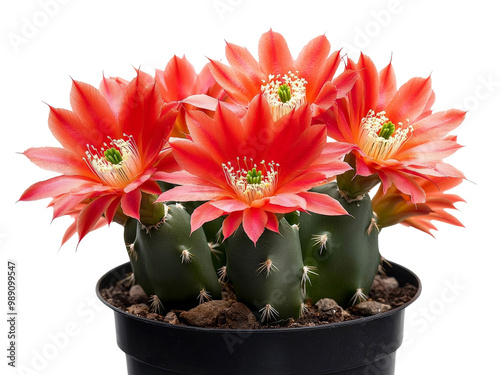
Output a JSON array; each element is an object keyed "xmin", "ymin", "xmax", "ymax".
[
  {"xmin": 223, "ymin": 158, "xmax": 279, "ymax": 204},
  {"xmin": 261, "ymin": 71, "xmax": 307, "ymax": 121},
  {"xmin": 85, "ymin": 135, "xmax": 142, "ymax": 188},
  {"xmin": 358, "ymin": 110, "xmax": 413, "ymax": 161}
]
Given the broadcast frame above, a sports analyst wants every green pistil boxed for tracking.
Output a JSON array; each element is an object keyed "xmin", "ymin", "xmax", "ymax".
[
  {"xmin": 247, "ymin": 168, "xmax": 263, "ymax": 184},
  {"xmin": 277, "ymin": 84, "xmax": 292, "ymax": 103},
  {"xmin": 104, "ymin": 147, "xmax": 123, "ymax": 164},
  {"xmin": 378, "ymin": 122, "xmax": 395, "ymax": 140}
]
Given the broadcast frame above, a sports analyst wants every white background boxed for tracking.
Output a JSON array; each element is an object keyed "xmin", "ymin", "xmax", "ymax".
[{"xmin": 1, "ymin": 0, "xmax": 498, "ymax": 374}]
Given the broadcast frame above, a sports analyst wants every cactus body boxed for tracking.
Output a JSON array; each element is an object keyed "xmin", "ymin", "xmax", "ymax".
[
  {"xmin": 299, "ymin": 182, "xmax": 381, "ymax": 307},
  {"xmin": 201, "ymin": 215, "xmax": 227, "ymax": 272},
  {"xmin": 124, "ymin": 218, "xmax": 154, "ymax": 294},
  {"xmin": 226, "ymin": 218, "xmax": 304, "ymax": 324},
  {"xmin": 128, "ymin": 204, "xmax": 221, "ymax": 310}
]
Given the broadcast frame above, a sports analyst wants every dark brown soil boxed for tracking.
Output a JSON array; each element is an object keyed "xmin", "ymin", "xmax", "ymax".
[{"xmin": 100, "ymin": 273, "xmax": 417, "ymax": 329}]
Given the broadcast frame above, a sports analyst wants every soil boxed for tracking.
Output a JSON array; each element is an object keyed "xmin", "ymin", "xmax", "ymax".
[{"xmin": 100, "ymin": 273, "xmax": 418, "ymax": 329}]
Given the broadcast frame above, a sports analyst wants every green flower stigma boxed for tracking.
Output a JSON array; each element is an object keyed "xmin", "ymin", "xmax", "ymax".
[
  {"xmin": 277, "ymin": 84, "xmax": 292, "ymax": 103},
  {"xmin": 104, "ymin": 147, "xmax": 123, "ymax": 165},
  {"xmin": 378, "ymin": 121, "xmax": 395, "ymax": 140},
  {"xmin": 247, "ymin": 167, "xmax": 263, "ymax": 185}
]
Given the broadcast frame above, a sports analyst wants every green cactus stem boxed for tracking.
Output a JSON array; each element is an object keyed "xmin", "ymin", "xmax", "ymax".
[
  {"xmin": 336, "ymin": 153, "xmax": 380, "ymax": 200},
  {"xmin": 225, "ymin": 218, "xmax": 305, "ymax": 324},
  {"xmin": 124, "ymin": 217, "xmax": 154, "ymax": 293},
  {"xmin": 299, "ymin": 182, "xmax": 381, "ymax": 307},
  {"xmin": 126, "ymin": 204, "xmax": 221, "ymax": 310}
]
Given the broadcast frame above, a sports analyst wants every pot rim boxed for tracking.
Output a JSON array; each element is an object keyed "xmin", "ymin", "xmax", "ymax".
[{"xmin": 96, "ymin": 260, "xmax": 421, "ymax": 334}]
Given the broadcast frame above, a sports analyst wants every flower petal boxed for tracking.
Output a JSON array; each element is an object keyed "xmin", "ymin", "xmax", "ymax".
[
  {"xmin": 258, "ymin": 30, "xmax": 293, "ymax": 75},
  {"xmin": 225, "ymin": 41, "xmax": 263, "ymax": 95},
  {"xmin": 19, "ymin": 175, "xmax": 96, "ymax": 202},
  {"xmin": 23, "ymin": 147, "xmax": 95, "ymax": 179},
  {"xmin": 191, "ymin": 202, "xmax": 225, "ymax": 233},
  {"xmin": 70, "ymin": 79, "xmax": 120, "ymax": 140},
  {"xmin": 385, "ymin": 76, "xmax": 433, "ymax": 124},
  {"xmin": 157, "ymin": 185, "xmax": 227, "ymax": 202},
  {"xmin": 242, "ymin": 207, "xmax": 268, "ymax": 245},
  {"xmin": 121, "ymin": 188, "xmax": 141, "ymax": 221},
  {"xmin": 222, "ymin": 212, "xmax": 243, "ymax": 239},
  {"xmin": 265, "ymin": 212, "xmax": 280, "ymax": 233},
  {"xmin": 77, "ymin": 194, "xmax": 116, "ymax": 242},
  {"xmin": 299, "ymin": 191, "xmax": 348, "ymax": 216}
]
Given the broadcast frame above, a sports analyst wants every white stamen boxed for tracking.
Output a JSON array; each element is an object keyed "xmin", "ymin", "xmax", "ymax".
[
  {"xmin": 261, "ymin": 71, "xmax": 307, "ymax": 121},
  {"xmin": 222, "ymin": 158, "xmax": 278, "ymax": 205},
  {"xmin": 358, "ymin": 110, "xmax": 413, "ymax": 161},
  {"xmin": 84, "ymin": 135, "xmax": 142, "ymax": 188}
]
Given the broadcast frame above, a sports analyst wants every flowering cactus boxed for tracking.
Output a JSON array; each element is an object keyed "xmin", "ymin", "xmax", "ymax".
[{"xmin": 19, "ymin": 30, "xmax": 465, "ymax": 324}]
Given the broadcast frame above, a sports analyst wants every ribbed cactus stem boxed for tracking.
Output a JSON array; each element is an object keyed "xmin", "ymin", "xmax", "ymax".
[
  {"xmin": 125, "ymin": 204, "xmax": 221, "ymax": 310},
  {"xmin": 299, "ymin": 182, "xmax": 381, "ymax": 307},
  {"xmin": 225, "ymin": 218, "xmax": 305, "ymax": 324}
]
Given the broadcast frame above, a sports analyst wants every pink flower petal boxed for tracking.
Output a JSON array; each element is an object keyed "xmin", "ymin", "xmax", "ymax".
[
  {"xmin": 191, "ymin": 203, "xmax": 225, "ymax": 233},
  {"xmin": 242, "ymin": 207, "xmax": 268, "ymax": 245},
  {"xmin": 299, "ymin": 191, "xmax": 348, "ymax": 216},
  {"xmin": 121, "ymin": 188, "xmax": 142, "ymax": 221},
  {"xmin": 258, "ymin": 30, "xmax": 293, "ymax": 75},
  {"xmin": 222, "ymin": 212, "xmax": 243, "ymax": 239},
  {"xmin": 157, "ymin": 185, "xmax": 227, "ymax": 202}
]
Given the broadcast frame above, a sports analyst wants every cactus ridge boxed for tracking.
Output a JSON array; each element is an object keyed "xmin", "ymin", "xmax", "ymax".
[
  {"xmin": 125, "ymin": 204, "xmax": 221, "ymax": 310},
  {"xmin": 225, "ymin": 218, "xmax": 305, "ymax": 324},
  {"xmin": 298, "ymin": 182, "xmax": 381, "ymax": 307}
]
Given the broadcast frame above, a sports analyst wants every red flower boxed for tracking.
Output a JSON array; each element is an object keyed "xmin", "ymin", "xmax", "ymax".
[
  {"xmin": 20, "ymin": 72, "xmax": 179, "ymax": 243},
  {"xmin": 157, "ymin": 95, "xmax": 353, "ymax": 244},
  {"xmin": 372, "ymin": 176, "xmax": 465, "ymax": 236},
  {"xmin": 208, "ymin": 30, "xmax": 358, "ymax": 121},
  {"xmin": 155, "ymin": 55, "xmax": 225, "ymax": 137},
  {"xmin": 323, "ymin": 54, "xmax": 465, "ymax": 203}
]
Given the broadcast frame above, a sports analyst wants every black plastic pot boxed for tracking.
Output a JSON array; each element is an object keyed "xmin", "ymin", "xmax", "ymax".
[{"xmin": 97, "ymin": 261, "xmax": 421, "ymax": 375}]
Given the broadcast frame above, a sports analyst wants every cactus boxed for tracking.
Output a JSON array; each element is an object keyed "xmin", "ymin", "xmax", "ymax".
[
  {"xmin": 124, "ymin": 218, "xmax": 154, "ymax": 294},
  {"xmin": 159, "ymin": 192, "xmax": 227, "ymax": 273},
  {"xmin": 225, "ymin": 218, "xmax": 305, "ymax": 324},
  {"xmin": 299, "ymin": 182, "xmax": 381, "ymax": 307},
  {"xmin": 127, "ymin": 203, "xmax": 222, "ymax": 311}
]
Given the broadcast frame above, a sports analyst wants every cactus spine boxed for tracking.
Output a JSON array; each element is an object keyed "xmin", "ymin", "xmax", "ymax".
[
  {"xmin": 225, "ymin": 218, "xmax": 305, "ymax": 324},
  {"xmin": 126, "ymin": 203, "xmax": 221, "ymax": 310},
  {"xmin": 299, "ymin": 182, "xmax": 381, "ymax": 307}
]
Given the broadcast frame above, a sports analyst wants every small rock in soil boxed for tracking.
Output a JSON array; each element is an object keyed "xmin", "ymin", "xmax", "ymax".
[
  {"xmin": 129, "ymin": 285, "xmax": 148, "ymax": 304},
  {"xmin": 164, "ymin": 311, "xmax": 180, "ymax": 325},
  {"xmin": 222, "ymin": 302, "xmax": 257, "ymax": 329},
  {"xmin": 355, "ymin": 301, "xmax": 391, "ymax": 316},
  {"xmin": 315, "ymin": 298, "xmax": 341, "ymax": 315},
  {"xmin": 106, "ymin": 298, "xmax": 126, "ymax": 310},
  {"xmin": 371, "ymin": 275, "xmax": 399, "ymax": 291},
  {"xmin": 146, "ymin": 313, "xmax": 164, "ymax": 322},
  {"xmin": 126, "ymin": 303, "xmax": 149, "ymax": 316},
  {"xmin": 180, "ymin": 300, "xmax": 232, "ymax": 327}
]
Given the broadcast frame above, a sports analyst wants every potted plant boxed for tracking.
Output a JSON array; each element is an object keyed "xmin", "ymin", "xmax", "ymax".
[{"xmin": 19, "ymin": 30, "xmax": 465, "ymax": 374}]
